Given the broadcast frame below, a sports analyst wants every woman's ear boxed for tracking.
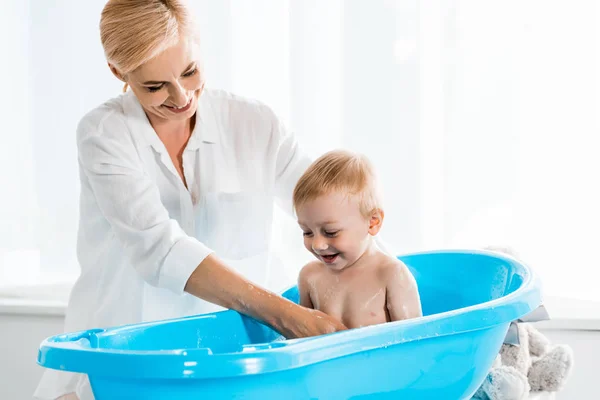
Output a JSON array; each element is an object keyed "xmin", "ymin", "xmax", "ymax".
[
  {"xmin": 368, "ymin": 208, "xmax": 384, "ymax": 236},
  {"xmin": 108, "ymin": 64, "xmax": 129, "ymax": 92},
  {"xmin": 108, "ymin": 63, "xmax": 125, "ymax": 82}
]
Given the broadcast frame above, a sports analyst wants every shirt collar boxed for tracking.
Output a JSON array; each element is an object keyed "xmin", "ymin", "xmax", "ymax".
[
  {"xmin": 189, "ymin": 90, "xmax": 219, "ymax": 147},
  {"xmin": 121, "ymin": 89, "xmax": 219, "ymax": 151}
]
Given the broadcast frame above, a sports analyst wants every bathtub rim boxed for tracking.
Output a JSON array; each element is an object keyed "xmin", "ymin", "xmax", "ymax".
[{"xmin": 37, "ymin": 249, "xmax": 542, "ymax": 379}]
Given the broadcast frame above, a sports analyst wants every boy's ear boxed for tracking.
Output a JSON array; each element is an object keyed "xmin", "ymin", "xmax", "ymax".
[{"xmin": 368, "ymin": 208, "xmax": 384, "ymax": 236}]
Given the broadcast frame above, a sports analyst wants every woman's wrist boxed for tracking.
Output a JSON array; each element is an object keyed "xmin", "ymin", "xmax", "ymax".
[
  {"xmin": 231, "ymin": 282, "xmax": 294, "ymax": 331},
  {"xmin": 184, "ymin": 254, "xmax": 302, "ymax": 332},
  {"xmin": 252, "ymin": 290, "xmax": 303, "ymax": 333}
]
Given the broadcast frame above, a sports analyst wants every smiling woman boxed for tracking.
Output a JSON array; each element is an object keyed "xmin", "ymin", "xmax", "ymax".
[
  {"xmin": 108, "ymin": 38, "xmax": 206, "ymax": 188},
  {"xmin": 33, "ymin": 1, "xmax": 347, "ymax": 399}
]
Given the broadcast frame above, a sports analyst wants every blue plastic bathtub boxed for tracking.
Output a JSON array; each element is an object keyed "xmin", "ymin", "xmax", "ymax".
[{"xmin": 38, "ymin": 250, "xmax": 542, "ymax": 399}]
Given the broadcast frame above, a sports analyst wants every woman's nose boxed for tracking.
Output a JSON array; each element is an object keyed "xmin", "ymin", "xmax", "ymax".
[{"xmin": 169, "ymin": 81, "xmax": 188, "ymax": 107}]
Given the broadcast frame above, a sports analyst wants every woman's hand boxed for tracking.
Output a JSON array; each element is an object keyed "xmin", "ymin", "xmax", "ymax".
[
  {"xmin": 276, "ymin": 305, "xmax": 348, "ymax": 339},
  {"xmin": 184, "ymin": 254, "xmax": 347, "ymax": 339}
]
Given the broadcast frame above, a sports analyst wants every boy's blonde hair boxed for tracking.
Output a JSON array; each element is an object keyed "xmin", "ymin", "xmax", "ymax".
[
  {"xmin": 100, "ymin": 0, "xmax": 198, "ymax": 91},
  {"xmin": 293, "ymin": 150, "xmax": 382, "ymax": 217}
]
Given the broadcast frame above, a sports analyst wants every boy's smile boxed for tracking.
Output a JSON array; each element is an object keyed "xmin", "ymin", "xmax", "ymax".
[
  {"xmin": 318, "ymin": 253, "xmax": 340, "ymax": 264},
  {"xmin": 297, "ymin": 192, "xmax": 376, "ymax": 271}
]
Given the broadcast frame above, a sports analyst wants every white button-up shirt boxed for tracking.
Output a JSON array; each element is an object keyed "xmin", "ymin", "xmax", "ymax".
[{"xmin": 34, "ymin": 89, "xmax": 311, "ymax": 399}]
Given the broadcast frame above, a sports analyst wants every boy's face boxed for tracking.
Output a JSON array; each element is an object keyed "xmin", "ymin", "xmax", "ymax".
[{"xmin": 296, "ymin": 192, "xmax": 381, "ymax": 271}]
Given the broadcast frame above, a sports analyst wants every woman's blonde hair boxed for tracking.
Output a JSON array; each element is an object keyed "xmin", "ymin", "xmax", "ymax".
[
  {"xmin": 100, "ymin": 0, "xmax": 198, "ymax": 91},
  {"xmin": 293, "ymin": 150, "xmax": 383, "ymax": 217}
]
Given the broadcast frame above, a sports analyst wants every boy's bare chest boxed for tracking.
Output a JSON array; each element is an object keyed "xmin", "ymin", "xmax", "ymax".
[{"xmin": 311, "ymin": 269, "xmax": 389, "ymax": 328}]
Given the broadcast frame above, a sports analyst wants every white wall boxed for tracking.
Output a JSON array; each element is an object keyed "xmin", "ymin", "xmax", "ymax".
[
  {"xmin": 5, "ymin": 0, "xmax": 600, "ymax": 303},
  {"xmin": 0, "ymin": 310, "xmax": 595, "ymax": 400},
  {"xmin": 0, "ymin": 313, "xmax": 64, "ymax": 400}
]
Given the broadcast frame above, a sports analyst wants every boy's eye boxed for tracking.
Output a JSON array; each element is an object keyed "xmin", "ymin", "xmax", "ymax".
[
  {"xmin": 302, "ymin": 231, "xmax": 313, "ymax": 237},
  {"xmin": 324, "ymin": 231, "xmax": 339, "ymax": 237},
  {"xmin": 146, "ymin": 85, "xmax": 164, "ymax": 93}
]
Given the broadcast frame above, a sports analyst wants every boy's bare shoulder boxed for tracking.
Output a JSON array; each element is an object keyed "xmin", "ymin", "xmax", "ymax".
[
  {"xmin": 298, "ymin": 260, "xmax": 325, "ymax": 283},
  {"xmin": 377, "ymin": 255, "xmax": 417, "ymax": 287}
]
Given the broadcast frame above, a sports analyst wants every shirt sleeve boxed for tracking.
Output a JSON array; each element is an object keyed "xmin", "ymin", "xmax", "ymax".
[
  {"xmin": 270, "ymin": 113, "xmax": 313, "ymax": 217},
  {"xmin": 77, "ymin": 115, "xmax": 213, "ymax": 294}
]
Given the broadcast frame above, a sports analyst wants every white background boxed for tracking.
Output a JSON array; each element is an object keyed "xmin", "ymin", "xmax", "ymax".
[{"xmin": 1, "ymin": 0, "xmax": 599, "ymax": 302}]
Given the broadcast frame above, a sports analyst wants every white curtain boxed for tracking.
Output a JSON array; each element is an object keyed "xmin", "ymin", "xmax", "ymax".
[{"xmin": 2, "ymin": 0, "xmax": 599, "ymax": 300}]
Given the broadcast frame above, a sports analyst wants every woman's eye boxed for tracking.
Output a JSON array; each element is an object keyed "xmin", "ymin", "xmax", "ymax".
[
  {"xmin": 183, "ymin": 68, "xmax": 197, "ymax": 77},
  {"xmin": 146, "ymin": 85, "xmax": 163, "ymax": 93}
]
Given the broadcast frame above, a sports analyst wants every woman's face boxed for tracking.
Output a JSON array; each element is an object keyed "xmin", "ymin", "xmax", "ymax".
[{"xmin": 118, "ymin": 39, "xmax": 205, "ymax": 123}]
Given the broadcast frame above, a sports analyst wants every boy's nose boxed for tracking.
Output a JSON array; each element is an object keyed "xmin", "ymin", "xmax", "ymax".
[{"xmin": 312, "ymin": 236, "xmax": 328, "ymax": 251}]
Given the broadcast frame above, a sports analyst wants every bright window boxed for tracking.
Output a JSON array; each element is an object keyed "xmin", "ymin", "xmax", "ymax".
[{"xmin": 2, "ymin": 0, "xmax": 598, "ymax": 301}]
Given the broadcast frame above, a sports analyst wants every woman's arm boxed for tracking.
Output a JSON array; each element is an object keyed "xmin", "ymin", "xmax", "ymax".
[
  {"xmin": 78, "ymin": 116, "xmax": 209, "ymax": 294},
  {"xmin": 78, "ymin": 115, "xmax": 345, "ymax": 338},
  {"xmin": 185, "ymin": 255, "xmax": 345, "ymax": 338}
]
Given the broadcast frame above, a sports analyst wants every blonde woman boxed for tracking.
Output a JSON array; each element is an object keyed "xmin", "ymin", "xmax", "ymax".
[{"xmin": 34, "ymin": 1, "xmax": 346, "ymax": 399}]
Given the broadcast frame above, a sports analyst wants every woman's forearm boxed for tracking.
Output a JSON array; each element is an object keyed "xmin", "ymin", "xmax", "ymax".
[{"xmin": 183, "ymin": 254, "xmax": 296, "ymax": 332}]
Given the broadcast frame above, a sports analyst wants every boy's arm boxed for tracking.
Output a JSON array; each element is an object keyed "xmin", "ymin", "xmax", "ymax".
[
  {"xmin": 385, "ymin": 261, "xmax": 423, "ymax": 321},
  {"xmin": 297, "ymin": 263, "xmax": 316, "ymax": 309}
]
